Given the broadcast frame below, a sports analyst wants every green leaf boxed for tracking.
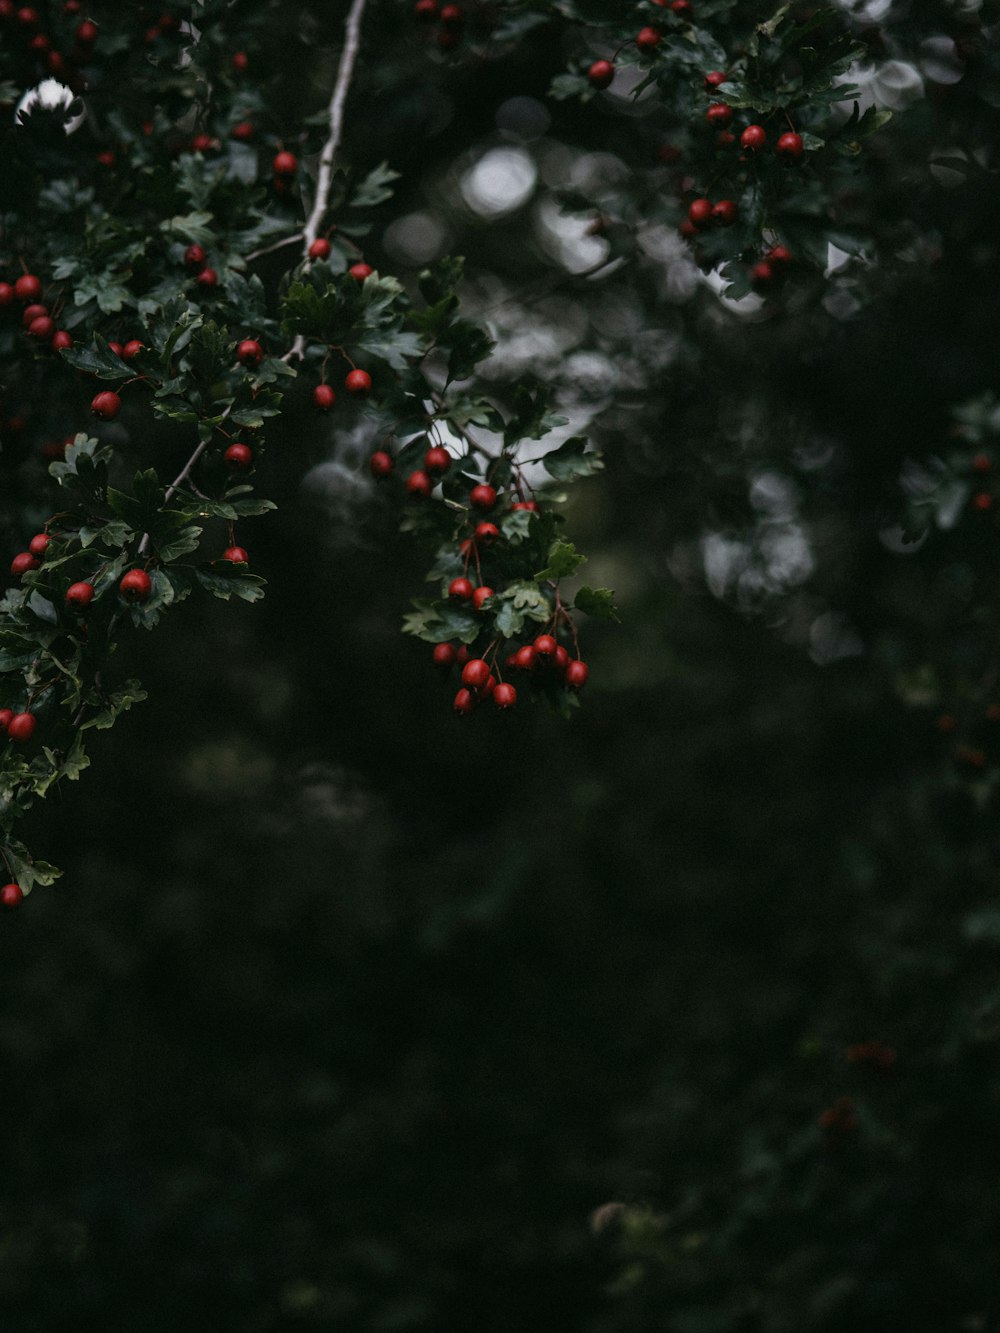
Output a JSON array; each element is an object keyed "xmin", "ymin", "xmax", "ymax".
[
  {"xmin": 535, "ymin": 540, "xmax": 587, "ymax": 581},
  {"xmin": 541, "ymin": 437, "xmax": 603, "ymax": 481},
  {"xmin": 574, "ymin": 586, "xmax": 620, "ymax": 622},
  {"xmin": 194, "ymin": 566, "xmax": 267, "ymax": 603}
]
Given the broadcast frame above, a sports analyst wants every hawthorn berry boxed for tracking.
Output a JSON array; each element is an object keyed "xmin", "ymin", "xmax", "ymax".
[
  {"xmin": 440, "ymin": 3, "xmax": 463, "ymax": 23},
  {"xmin": 107, "ymin": 341, "xmax": 123, "ymax": 357},
  {"xmin": 432, "ymin": 642, "xmax": 456, "ymax": 668},
  {"xmin": 512, "ymin": 500, "xmax": 538, "ymax": 512},
  {"xmin": 309, "ymin": 237, "xmax": 332, "ymax": 260},
  {"xmin": 750, "ymin": 260, "xmax": 775, "ymax": 288},
  {"xmin": 370, "ymin": 450, "xmax": 394, "ymax": 478},
  {"xmin": 1, "ymin": 883, "xmax": 23, "ymax": 908},
  {"xmin": 636, "ymin": 26, "xmax": 662, "ymax": 52},
  {"xmin": 472, "ymin": 586, "xmax": 494, "ymax": 610},
  {"xmin": 120, "ymin": 568, "xmax": 152, "ymax": 601},
  {"xmin": 688, "ymin": 198, "xmax": 713, "ymax": 228},
  {"xmin": 22, "ymin": 303, "xmax": 47, "ymax": 328},
  {"xmin": 222, "ymin": 546, "xmax": 249, "ymax": 563},
  {"xmin": 196, "ymin": 267, "xmax": 218, "ymax": 288},
  {"xmin": 704, "ymin": 70, "xmax": 726, "ymax": 89},
  {"xmin": 184, "ymin": 243, "xmax": 206, "ymax": 268},
  {"xmin": 679, "ymin": 220, "xmax": 698, "ymax": 239},
  {"xmin": 122, "ymin": 339, "xmax": 144, "ymax": 360},
  {"xmin": 17, "ymin": 4, "xmax": 39, "ymax": 19},
  {"xmin": 28, "ymin": 315, "xmax": 55, "ymax": 341},
  {"xmin": 671, "ymin": 0, "xmax": 692, "ymax": 14},
  {"xmin": 51, "ymin": 330, "xmax": 73, "ymax": 352},
  {"xmin": 232, "ymin": 51, "xmax": 248, "ymax": 72},
  {"xmin": 533, "ymin": 633, "xmax": 557, "ymax": 658},
  {"xmin": 191, "ymin": 134, "xmax": 215, "ymax": 153},
  {"xmin": 474, "ymin": 521, "xmax": 499, "ymax": 546},
  {"xmin": 11, "ymin": 552, "xmax": 40, "ymax": 577},
  {"xmin": 462, "ymin": 658, "xmax": 491, "ymax": 690},
  {"xmin": 768, "ymin": 244, "xmax": 793, "ymax": 267},
  {"xmin": 448, "ymin": 577, "xmax": 474, "ymax": 601},
  {"xmin": 231, "ymin": 121, "xmax": 255, "ymax": 142},
  {"xmin": 493, "ymin": 682, "xmax": 517, "ymax": 710},
  {"xmin": 91, "ymin": 390, "xmax": 122, "ymax": 420},
  {"xmin": 349, "ymin": 262, "xmax": 373, "ymax": 281},
  {"xmin": 706, "ymin": 103, "xmax": 733, "ymax": 128},
  {"xmin": 66, "ymin": 581, "xmax": 94, "ymax": 607},
  {"xmin": 973, "ymin": 492, "xmax": 993, "ymax": 512},
  {"xmin": 712, "ymin": 200, "xmax": 738, "ymax": 227},
  {"xmin": 513, "ymin": 645, "xmax": 537, "ymax": 671},
  {"xmin": 224, "ymin": 442, "xmax": 253, "ymax": 469},
  {"xmin": 453, "ymin": 687, "xmax": 476, "ymax": 716},
  {"xmin": 469, "ymin": 483, "xmax": 497, "ymax": 510},
  {"xmin": 8, "ymin": 712, "xmax": 37, "ymax": 743},
  {"xmin": 273, "ymin": 150, "xmax": 298, "ymax": 176},
  {"xmin": 588, "ymin": 60, "xmax": 615, "ymax": 90},
  {"xmin": 407, "ymin": 470, "xmax": 433, "ymax": 499},
  {"xmin": 415, "ymin": 0, "xmax": 438, "ymax": 19},
  {"xmin": 553, "ymin": 644, "xmax": 570, "ymax": 673},
  {"xmin": 424, "ymin": 446, "xmax": 451, "ymax": 477},
  {"xmin": 345, "ymin": 369, "xmax": 372, "ymax": 396},
  {"xmin": 28, "ymin": 533, "xmax": 49, "ymax": 556},
  {"xmin": 776, "ymin": 131, "xmax": 804, "ymax": 161},
  {"xmin": 75, "ymin": 17, "xmax": 97, "ymax": 42},
  {"xmin": 741, "ymin": 124, "xmax": 767, "ymax": 151},
  {"xmin": 237, "ymin": 338, "xmax": 263, "ymax": 367},
  {"xmin": 0, "ymin": 283, "xmax": 14, "ymax": 305},
  {"xmin": 0, "ymin": 710, "xmax": 11, "ymax": 732},
  {"xmin": 14, "ymin": 274, "xmax": 42, "ymax": 302},
  {"xmin": 313, "ymin": 384, "xmax": 336, "ymax": 411}
]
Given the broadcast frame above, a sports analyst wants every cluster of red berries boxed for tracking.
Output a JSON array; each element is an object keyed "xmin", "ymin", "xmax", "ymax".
[
  {"xmin": 0, "ymin": 271, "xmax": 73, "ymax": 353},
  {"xmin": 437, "ymin": 633, "xmax": 589, "ymax": 716},
  {"xmin": 967, "ymin": 450, "xmax": 993, "ymax": 512},
  {"xmin": 414, "ymin": 0, "xmax": 465, "ymax": 50},
  {"xmin": 681, "ymin": 195, "xmax": 738, "ymax": 235},
  {"xmin": 0, "ymin": 707, "xmax": 38, "ymax": 744},
  {"xmin": 0, "ymin": 1, "xmax": 101, "ymax": 81}
]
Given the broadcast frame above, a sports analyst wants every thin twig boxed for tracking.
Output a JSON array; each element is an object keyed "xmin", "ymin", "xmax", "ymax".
[
  {"xmin": 136, "ymin": 439, "xmax": 211, "ymax": 558},
  {"xmin": 245, "ymin": 232, "xmax": 304, "ymax": 263}
]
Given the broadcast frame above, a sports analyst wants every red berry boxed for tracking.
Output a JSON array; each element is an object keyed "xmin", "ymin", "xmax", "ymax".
[
  {"xmin": 972, "ymin": 453, "xmax": 992, "ymax": 472},
  {"xmin": 636, "ymin": 26, "xmax": 661, "ymax": 51},
  {"xmin": 469, "ymin": 483, "xmax": 496, "ymax": 510},
  {"xmin": 407, "ymin": 470, "xmax": 432, "ymax": 499},
  {"xmin": 17, "ymin": 6, "xmax": 38, "ymax": 26},
  {"xmin": 750, "ymin": 260, "xmax": 775, "ymax": 288},
  {"xmin": 0, "ymin": 710, "xmax": 12, "ymax": 732},
  {"xmin": 184, "ymin": 243, "xmax": 206, "ymax": 268},
  {"xmin": 474, "ymin": 521, "xmax": 499, "ymax": 546},
  {"xmin": 370, "ymin": 450, "xmax": 394, "ymax": 479},
  {"xmin": 107, "ymin": 341, "xmax": 123, "ymax": 357},
  {"xmin": 66, "ymin": 581, "xmax": 94, "ymax": 607},
  {"xmin": 313, "ymin": 384, "xmax": 336, "ymax": 411},
  {"xmin": 678, "ymin": 220, "xmax": 698, "ymax": 239},
  {"xmin": 191, "ymin": 134, "xmax": 215, "ymax": 153},
  {"xmin": 273, "ymin": 150, "xmax": 298, "ymax": 177},
  {"xmin": 232, "ymin": 51, "xmax": 248, "ymax": 72},
  {"xmin": 493, "ymin": 682, "xmax": 517, "ymax": 710},
  {"xmin": 704, "ymin": 71, "xmax": 727, "ymax": 90},
  {"xmin": 224, "ymin": 442, "xmax": 253, "ymax": 469},
  {"xmin": 120, "ymin": 568, "xmax": 152, "ymax": 601},
  {"xmin": 588, "ymin": 60, "xmax": 615, "ymax": 90},
  {"xmin": 122, "ymin": 339, "xmax": 144, "ymax": 360},
  {"xmin": 973, "ymin": 492, "xmax": 993, "ymax": 512},
  {"xmin": 196, "ymin": 267, "xmax": 218, "ymax": 288},
  {"xmin": 716, "ymin": 131, "xmax": 736, "ymax": 147},
  {"xmin": 462, "ymin": 658, "xmax": 491, "ymax": 690},
  {"xmin": 472, "ymin": 585, "xmax": 494, "ymax": 610},
  {"xmin": 8, "ymin": 712, "xmax": 37, "ymax": 743},
  {"xmin": 449, "ymin": 577, "xmax": 474, "ymax": 601},
  {"xmin": 1, "ymin": 882, "xmax": 23, "ymax": 908},
  {"xmin": 513, "ymin": 645, "xmax": 537, "ymax": 671},
  {"xmin": 553, "ymin": 644, "xmax": 569, "ymax": 673},
  {"xmin": 432, "ymin": 642, "xmax": 456, "ymax": 668},
  {"xmin": 741, "ymin": 124, "xmax": 767, "ymax": 151},
  {"xmin": 776, "ymin": 131, "xmax": 804, "ymax": 161},
  {"xmin": 512, "ymin": 500, "xmax": 538, "ymax": 512},
  {"xmin": 27, "ymin": 315, "xmax": 55, "ymax": 341},
  {"xmin": 0, "ymin": 283, "xmax": 14, "ymax": 306},
  {"xmin": 671, "ymin": 0, "xmax": 692, "ymax": 13},
  {"xmin": 706, "ymin": 103, "xmax": 733, "ymax": 128},
  {"xmin": 75, "ymin": 17, "xmax": 97, "ymax": 42},
  {"xmin": 712, "ymin": 199, "xmax": 737, "ymax": 227},
  {"xmin": 440, "ymin": 3, "xmax": 462, "ymax": 22},
  {"xmin": 11, "ymin": 552, "xmax": 39, "ymax": 577},
  {"xmin": 424, "ymin": 446, "xmax": 451, "ymax": 477},
  {"xmin": 222, "ymin": 546, "xmax": 249, "ymax": 563},
  {"xmin": 91, "ymin": 390, "xmax": 122, "ymax": 420},
  {"xmin": 236, "ymin": 338, "xmax": 263, "ymax": 367},
  {"xmin": 309, "ymin": 237, "xmax": 332, "ymax": 260},
  {"xmin": 533, "ymin": 633, "xmax": 557, "ymax": 658},
  {"xmin": 14, "ymin": 274, "xmax": 42, "ymax": 302},
  {"xmin": 453, "ymin": 687, "xmax": 476, "ymax": 716},
  {"xmin": 231, "ymin": 121, "xmax": 255, "ymax": 142},
  {"xmin": 22, "ymin": 303, "xmax": 47, "ymax": 328},
  {"xmin": 51, "ymin": 330, "xmax": 73, "ymax": 352},
  {"xmin": 345, "ymin": 369, "xmax": 372, "ymax": 396},
  {"xmin": 415, "ymin": 0, "xmax": 438, "ymax": 19},
  {"xmin": 28, "ymin": 533, "xmax": 49, "ymax": 556},
  {"xmin": 349, "ymin": 262, "xmax": 373, "ymax": 281},
  {"xmin": 688, "ymin": 198, "xmax": 713, "ymax": 229},
  {"xmin": 768, "ymin": 244, "xmax": 793, "ymax": 266}
]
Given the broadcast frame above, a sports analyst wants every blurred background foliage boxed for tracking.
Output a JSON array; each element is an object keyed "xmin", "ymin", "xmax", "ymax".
[{"xmin": 3, "ymin": 0, "xmax": 1000, "ymax": 1328}]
